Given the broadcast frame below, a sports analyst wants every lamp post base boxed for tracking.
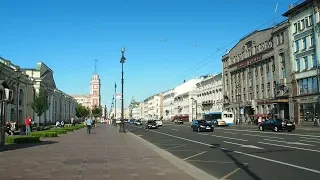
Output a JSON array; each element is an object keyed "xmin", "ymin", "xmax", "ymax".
[{"xmin": 119, "ymin": 121, "xmax": 126, "ymax": 133}]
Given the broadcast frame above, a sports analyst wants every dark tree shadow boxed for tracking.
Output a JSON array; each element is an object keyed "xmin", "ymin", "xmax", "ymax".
[
  {"xmin": 0, "ymin": 141, "xmax": 57, "ymax": 152},
  {"xmin": 210, "ymin": 143, "xmax": 262, "ymax": 180}
]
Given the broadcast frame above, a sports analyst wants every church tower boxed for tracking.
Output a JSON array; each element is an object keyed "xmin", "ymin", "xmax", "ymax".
[{"xmin": 90, "ymin": 59, "xmax": 101, "ymax": 108}]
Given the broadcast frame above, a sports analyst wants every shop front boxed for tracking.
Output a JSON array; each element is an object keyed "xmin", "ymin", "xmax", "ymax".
[{"xmin": 295, "ymin": 95, "xmax": 320, "ymax": 122}]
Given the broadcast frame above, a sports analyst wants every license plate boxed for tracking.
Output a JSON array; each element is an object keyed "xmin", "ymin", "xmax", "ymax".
[
  {"xmin": 152, "ymin": 126, "xmax": 155, "ymax": 127},
  {"xmin": 206, "ymin": 127, "xmax": 211, "ymax": 129},
  {"xmin": 287, "ymin": 124, "xmax": 292, "ymax": 126}
]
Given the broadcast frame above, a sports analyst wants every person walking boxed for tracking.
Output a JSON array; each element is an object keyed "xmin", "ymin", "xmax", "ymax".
[
  {"xmin": 85, "ymin": 118, "xmax": 92, "ymax": 134},
  {"xmin": 25, "ymin": 116, "xmax": 32, "ymax": 135}
]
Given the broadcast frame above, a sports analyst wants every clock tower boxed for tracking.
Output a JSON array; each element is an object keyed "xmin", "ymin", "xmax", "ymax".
[{"xmin": 90, "ymin": 60, "xmax": 101, "ymax": 108}]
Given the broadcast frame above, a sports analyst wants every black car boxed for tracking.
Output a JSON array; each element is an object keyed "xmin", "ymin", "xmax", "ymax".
[
  {"xmin": 259, "ymin": 119, "xmax": 295, "ymax": 132},
  {"xmin": 174, "ymin": 119, "xmax": 184, "ymax": 124},
  {"xmin": 144, "ymin": 120, "xmax": 158, "ymax": 129},
  {"xmin": 191, "ymin": 120, "xmax": 214, "ymax": 132}
]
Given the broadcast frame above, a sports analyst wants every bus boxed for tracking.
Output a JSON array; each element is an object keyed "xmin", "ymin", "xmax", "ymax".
[{"xmin": 204, "ymin": 111, "xmax": 234, "ymax": 126}]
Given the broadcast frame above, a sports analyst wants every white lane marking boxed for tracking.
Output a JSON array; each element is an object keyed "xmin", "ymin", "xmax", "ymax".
[
  {"xmin": 300, "ymin": 137, "xmax": 320, "ymax": 141},
  {"xmin": 211, "ymin": 134, "xmax": 248, "ymax": 142},
  {"xmin": 223, "ymin": 141, "xmax": 264, "ymax": 149},
  {"xmin": 258, "ymin": 142, "xmax": 320, "ymax": 153},
  {"xmin": 221, "ymin": 128, "xmax": 320, "ymax": 138},
  {"xmin": 300, "ymin": 140, "xmax": 320, "ymax": 144},
  {"xmin": 165, "ymin": 144, "xmax": 187, "ymax": 150},
  {"xmin": 243, "ymin": 133, "xmax": 285, "ymax": 140},
  {"xmin": 263, "ymin": 139, "xmax": 315, "ymax": 146},
  {"xmin": 183, "ymin": 151, "xmax": 207, "ymax": 160},
  {"xmin": 172, "ymin": 129, "xmax": 178, "ymax": 131},
  {"xmin": 224, "ymin": 132, "xmax": 237, "ymax": 135},
  {"xmin": 199, "ymin": 133, "xmax": 248, "ymax": 142},
  {"xmin": 186, "ymin": 160, "xmax": 236, "ymax": 164},
  {"xmin": 147, "ymin": 129, "xmax": 320, "ymax": 174}
]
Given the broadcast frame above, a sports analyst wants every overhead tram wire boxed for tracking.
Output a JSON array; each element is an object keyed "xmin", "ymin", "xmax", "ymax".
[{"xmin": 161, "ymin": 10, "xmax": 292, "ymax": 91}]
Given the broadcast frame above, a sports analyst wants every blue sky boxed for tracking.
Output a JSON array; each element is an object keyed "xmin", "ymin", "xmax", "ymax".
[{"xmin": 0, "ymin": 0, "xmax": 298, "ymax": 107}]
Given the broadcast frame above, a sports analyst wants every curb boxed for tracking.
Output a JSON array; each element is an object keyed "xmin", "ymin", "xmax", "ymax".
[{"xmin": 127, "ymin": 131, "xmax": 219, "ymax": 180}]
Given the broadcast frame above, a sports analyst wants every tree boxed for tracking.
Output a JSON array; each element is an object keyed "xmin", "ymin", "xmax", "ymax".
[
  {"xmin": 30, "ymin": 87, "xmax": 49, "ymax": 126},
  {"xmin": 91, "ymin": 105, "xmax": 102, "ymax": 119},
  {"xmin": 75, "ymin": 104, "xmax": 90, "ymax": 121}
]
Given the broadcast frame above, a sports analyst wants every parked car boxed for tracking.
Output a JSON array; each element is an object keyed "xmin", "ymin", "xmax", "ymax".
[
  {"xmin": 144, "ymin": 120, "xmax": 158, "ymax": 129},
  {"xmin": 258, "ymin": 119, "xmax": 295, "ymax": 132},
  {"xmin": 116, "ymin": 119, "xmax": 121, "ymax": 124},
  {"xmin": 174, "ymin": 119, "xmax": 184, "ymax": 124},
  {"xmin": 155, "ymin": 120, "xmax": 163, "ymax": 127},
  {"xmin": 191, "ymin": 120, "xmax": 214, "ymax": 132},
  {"xmin": 135, "ymin": 120, "xmax": 142, "ymax": 125},
  {"xmin": 129, "ymin": 119, "xmax": 135, "ymax": 124}
]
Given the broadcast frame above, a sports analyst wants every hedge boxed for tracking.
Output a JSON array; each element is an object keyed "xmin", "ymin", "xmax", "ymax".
[
  {"xmin": 5, "ymin": 136, "xmax": 41, "ymax": 144},
  {"xmin": 45, "ymin": 129, "xmax": 67, "ymax": 134},
  {"xmin": 30, "ymin": 131, "xmax": 58, "ymax": 138}
]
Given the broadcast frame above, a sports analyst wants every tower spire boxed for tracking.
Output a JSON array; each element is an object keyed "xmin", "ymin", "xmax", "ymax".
[{"xmin": 94, "ymin": 59, "xmax": 98, "ymax": 74}]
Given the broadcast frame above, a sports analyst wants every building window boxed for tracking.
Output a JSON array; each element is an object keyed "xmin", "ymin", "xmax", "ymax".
[
  {"xmin": 312, "ymin": 54, "xmax": 317, "ymax": 67},
  {"xmin": 304, "ymin": 56, "xmax": 308, "ymax": 70},
  {"xmin": 296, "ymin": 59, "xmax": 300, "ymax": 72},
  {"xmin": 294, "ymin": 23, "xmax": 297, "ymax": 34},
  {"xmin": 311, "ymin": 34, "xmax": 315, "ymax": 46},
  {"xmin": 267, "ymin": 72, "xmax": 270, "ymax": 82},
  {"xmin": 295, "ymin": 40, "xmax": 299, "ymax": 52},
  {"xmin": 281, "ymin": 32, "xmax": 284, "ymax": 43},
  {"xmin": 309, "ymin": 15, "xmax": 313, "ymax": 26},
  {"xmin": 277, "ymin": 34, "xmax": 280, "ymax": 45},
  {"xmin": 301, "ymin": 19, "xmax": 305, "ymax": 30},
  {"xmin": 283, "ymin": 68, "xmax": 286, "ymax": 79},
  {"xmin": 303, "ymin": 37, "xmax": 307, "ymax": 49},
  {"xmin": 299, "ymin": 77, "xmax": 318, "ymax": 95}
]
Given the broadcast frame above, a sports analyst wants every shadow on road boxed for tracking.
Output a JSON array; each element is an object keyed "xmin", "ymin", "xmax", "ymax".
[
  {"xmin": 210, "ymin": 143, "xmax": 262, "ymax": 180},
  {"xmin": 0, "ymin": 141, "xmax": 57, "ymax": 152}
]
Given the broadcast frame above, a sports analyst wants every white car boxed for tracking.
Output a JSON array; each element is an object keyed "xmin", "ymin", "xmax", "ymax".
[
  {"xmin": 155, "ymin": 120, "xmax": 163, "ymax": 127},
  {"xmin": 116, "ymin": 120, "xmax": 121, "ymax": 124}
]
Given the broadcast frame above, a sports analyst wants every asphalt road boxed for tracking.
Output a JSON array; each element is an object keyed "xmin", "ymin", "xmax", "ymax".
[{"xmin": 126, "ymin": 122, "xmax": 320, "ymax": 180}]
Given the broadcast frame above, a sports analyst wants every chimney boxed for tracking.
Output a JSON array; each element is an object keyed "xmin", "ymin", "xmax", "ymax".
[{"xmin": 289, "ymin": 4, "xmax": 293, "ymax": 9}]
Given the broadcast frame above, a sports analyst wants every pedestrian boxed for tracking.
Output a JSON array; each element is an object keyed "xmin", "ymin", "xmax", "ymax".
[
  {"xmin": 314, "ymin": 113, "xmax": 319, "ymax": 127},
  {"xmin": 85, "ymin": 118, "xmax": 92, "ymax": 134},
  {"xmin": 71, "ymin": 117, "xmax": 75, "ymax": 126},
  {"xmin": 25, "ymin": 116, "xmax": 32, "ymax": 135},
  {"xmin": 61, "ymin": 120, "xmax": 65, "ymax": 128}
]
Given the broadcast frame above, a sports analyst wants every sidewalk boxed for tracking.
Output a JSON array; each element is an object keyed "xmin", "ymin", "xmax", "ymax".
[{"xmin": 0, "ymin": 124, "xmax": 197, "ymax": 180}]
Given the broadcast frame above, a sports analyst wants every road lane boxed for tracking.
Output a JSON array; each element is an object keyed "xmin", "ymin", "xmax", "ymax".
[{"xmin": 126, "ymin": 124, "xmax": 320, "ymax": 180}]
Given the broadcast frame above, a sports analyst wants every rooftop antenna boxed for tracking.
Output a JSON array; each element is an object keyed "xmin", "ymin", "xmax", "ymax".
[{"xmin": 94, "ymin": 59, "xmax": 98, "ymax": 74}]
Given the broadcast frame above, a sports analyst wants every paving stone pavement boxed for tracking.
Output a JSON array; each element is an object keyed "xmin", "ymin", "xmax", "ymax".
[{"xmin": 0, "ymin": 124, "xmax": 196, "ymax": 180}]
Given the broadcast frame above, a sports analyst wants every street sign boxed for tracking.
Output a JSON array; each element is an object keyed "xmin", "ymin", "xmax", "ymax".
[{"xmin": 116, "ymin": 94, "xmax": 121, "ymax": 99}]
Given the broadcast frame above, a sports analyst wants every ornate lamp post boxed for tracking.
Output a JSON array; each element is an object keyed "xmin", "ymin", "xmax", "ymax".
[{"xmin": 119, "ymin": 47, "xmax": 126, "ymax": 133}]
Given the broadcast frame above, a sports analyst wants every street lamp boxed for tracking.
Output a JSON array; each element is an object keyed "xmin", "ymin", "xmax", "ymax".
[
  {"xmin": 114, "ymin": 83, "xmax": 117, "ymax": 121},
  {"xmin": 14, "ymin": 67, "xmax": 22, "ymax": 126},
  {"xmin": 191, "ymin": 97, "xmax": 197, "ymax": 120},
  {"xmin": 236, "ymin": 84, "xmax": 241, "ymax": 125},
  {"xmin": 119, "ymin": 47, "xmax": 126, "ymax": 133}
]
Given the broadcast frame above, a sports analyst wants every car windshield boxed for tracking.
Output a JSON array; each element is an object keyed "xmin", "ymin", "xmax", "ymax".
[
  {"xmin": 147, "ymin": 120, "xmax": 155, "ymax": 123},
  {"xmin": 198, "ymin": 120, "xmax": 206, "ymax": 124}
]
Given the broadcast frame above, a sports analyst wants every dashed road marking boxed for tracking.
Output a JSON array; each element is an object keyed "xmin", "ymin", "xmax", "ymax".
[{"xmin": 183, "ymin": 151, "xmax": 207, "ymax": 160}]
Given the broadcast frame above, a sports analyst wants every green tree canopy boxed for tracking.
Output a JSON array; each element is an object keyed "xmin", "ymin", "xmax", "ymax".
[
  {"xmin": 91, "ymin": 105, "xmax": 102, "ymax": 118},
  {"xmin": 30, "ymin": 87, "xmax": 49, "ymax": 125},
  {"xmin": 75, "ymin": 104, "xmax": 90, "ymax": 119}
]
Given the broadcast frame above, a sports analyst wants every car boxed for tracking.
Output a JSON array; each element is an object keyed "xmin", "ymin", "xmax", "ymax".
[
  {"xmin": 129, "ymin": 119, "xmax": 135, "ymax": 124},
  {"xmin": 144, "ymin": 120, "xmax": 158, "ymax": 129},
  {"xmin": 155, "ymin": 120, "xmax": 163, "ymax": 127},
  {"xmin": 174, "ymin": 119, "xmax": 184, "ymax": 124},
  {"xmin": 135, "ymin": 120, "xmax": 142, "ymax": 125},
  {"xmin": 258, "ymin": 119, "xmax": 295, "ymax": 132},
  {"xmin": 191, "ymin": 120, "xmax": 214, "ymax": 132},
  {"xmin": 116, "ymin": 119, "xmax": 121, "ymax": 124}
]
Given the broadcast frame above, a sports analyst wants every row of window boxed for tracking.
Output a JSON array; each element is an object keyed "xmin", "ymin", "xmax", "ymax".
[
  {"xmin": 298, "ymin": 77, "xmax": 319, "ymax": 95},
  {"xmin": 295, "ymin": 34, "xmax": 315, "ymax": 52},
  {"xmin": 296, "ymin": 54, "xmax": 317, "ymax": 72},
  {"xmin": 293, "ymin": 15, "xmax": 313, "ymax": 34}
]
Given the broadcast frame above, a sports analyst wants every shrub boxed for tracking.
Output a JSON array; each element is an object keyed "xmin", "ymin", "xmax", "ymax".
[
  {"xmin": 5, "ymin": 136, "xmax": 41, "ymax": 144},
  {"xmin": 45, "ymin": 129, "xmax": 67, "ymax": 134},
  {"xmin": 61, "ymin": 127, "xmax": 74, "ymax": 132},
  {"xmin": 30, "ymin": 131, "xmax": 58, "ymax": 138}
]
